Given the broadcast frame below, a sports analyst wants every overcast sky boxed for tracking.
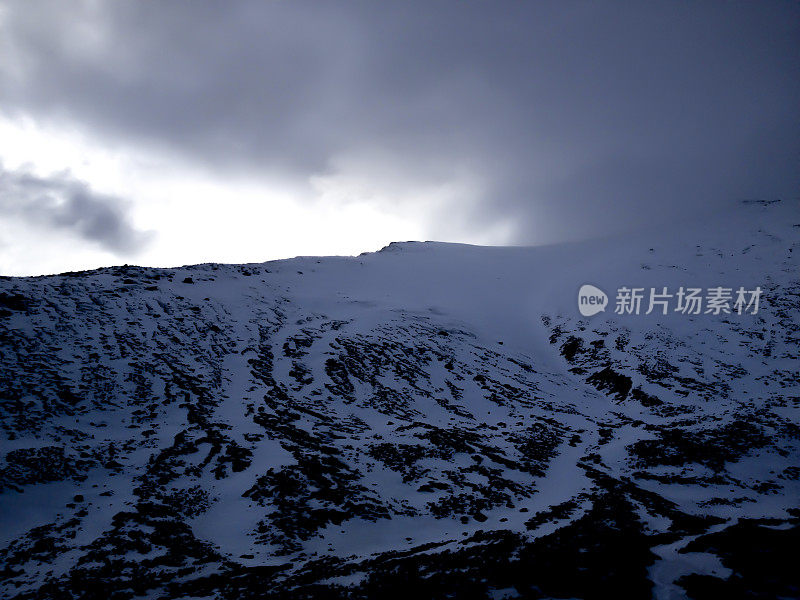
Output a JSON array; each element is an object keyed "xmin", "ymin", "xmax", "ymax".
[{"xmin": 0, "ymin": 1, "xmax": 798, "ymax": 275}]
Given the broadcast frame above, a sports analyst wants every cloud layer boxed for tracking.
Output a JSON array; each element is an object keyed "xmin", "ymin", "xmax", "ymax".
[
  {"xmin": 0, "ymin": 163, "xmax": 151, "ymax": 255},
  {"xmin": 1, "ymin": 1, "xmax": 798, "ymax": 247}
]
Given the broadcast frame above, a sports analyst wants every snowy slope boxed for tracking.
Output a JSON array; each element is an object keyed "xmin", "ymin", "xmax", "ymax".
[{"xmin": 0, "ymin": 199, "xmax": 798, "ymax": 599}]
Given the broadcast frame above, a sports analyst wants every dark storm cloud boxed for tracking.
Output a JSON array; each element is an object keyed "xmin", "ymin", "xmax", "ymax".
[
  {"xmin": 0, "ymin": 163, "xmax": 152, "ymax": 254},
  {"xmin": 1, "ymin": 1, "xmax": 798, "ymax": 242}
]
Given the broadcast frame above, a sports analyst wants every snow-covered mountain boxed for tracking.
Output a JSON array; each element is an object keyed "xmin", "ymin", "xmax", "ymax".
[{"xmin": 0, "ymin": 200, "xmax": 798, "ymax": 599}]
